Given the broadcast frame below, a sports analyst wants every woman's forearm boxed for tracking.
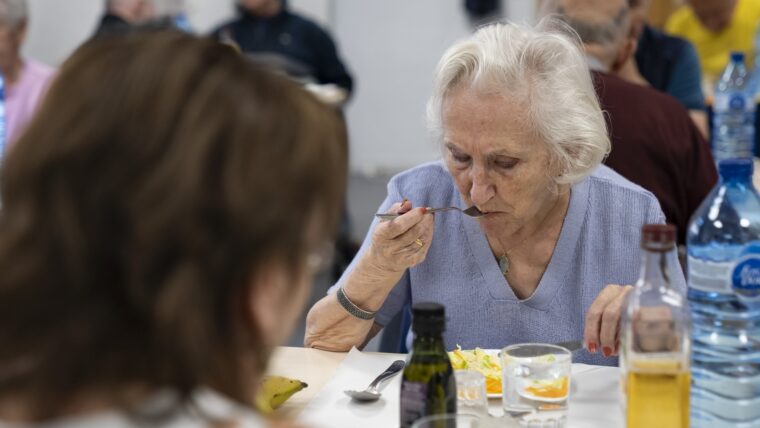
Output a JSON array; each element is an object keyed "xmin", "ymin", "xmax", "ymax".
[{"xmin": 304, "ymin": 252, "xmax": 405, "ymax": 351}]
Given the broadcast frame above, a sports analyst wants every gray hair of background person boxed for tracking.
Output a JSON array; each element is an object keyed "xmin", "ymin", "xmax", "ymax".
[
  {"xmin": 0, "ymin": 0, "xmax": 26, "ymax": 28},
  {"xmin": 541, "ymin": 0, "xmax": 631, "ymax": 58},
  {"xmin": 426, "ymin": 19, "xmax": 610, "ymax": 185}
]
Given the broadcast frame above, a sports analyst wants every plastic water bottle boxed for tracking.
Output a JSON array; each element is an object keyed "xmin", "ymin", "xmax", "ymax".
[
  {"xmin": 713, "ymin": 52, "xmax": 756, "ymax": 162},
  {"xmin": 686, "ymin": 159, "xmax": 760, "ymax": 427}
]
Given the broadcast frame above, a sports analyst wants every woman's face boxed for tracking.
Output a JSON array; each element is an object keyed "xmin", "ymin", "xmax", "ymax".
[{"xmin": 441, "ymin": 86, "xmax": 559, "ymax": 235}]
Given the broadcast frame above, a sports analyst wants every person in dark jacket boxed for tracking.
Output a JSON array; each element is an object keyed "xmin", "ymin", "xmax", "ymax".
[
  {"xmin": 620, "ymin": 0, "xmax": 708, "ymax": 137},
  {"xmin": 213, "ymin": 0, "xmax": 353, "ymax": 106},
  {"xmin": 92, "ymin": 0, "xmax": 155, "ymax": 39}
]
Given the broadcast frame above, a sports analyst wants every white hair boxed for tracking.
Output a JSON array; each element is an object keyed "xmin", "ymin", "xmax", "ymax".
[
  {"xmin": 427, "ymin": 19, "xmax": 610, "ymax": 185},
  {"xmin": 0, "ymin": 0, "xmax": 27, "ymax": 28}
]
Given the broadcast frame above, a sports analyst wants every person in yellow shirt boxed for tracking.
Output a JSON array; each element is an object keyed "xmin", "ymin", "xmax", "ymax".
[{"xmin": 666, "ymin": 0, "xmax": 760, "ymax": 85}]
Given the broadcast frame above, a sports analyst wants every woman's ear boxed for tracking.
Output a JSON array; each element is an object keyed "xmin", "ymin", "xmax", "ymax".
[
  {"xmin": 246, "ymin": 264, "xmax": 287, "ymax": 347},
  {"xmin": 245, "ymin": 262, "xmax": 311, "ymax": 348}
]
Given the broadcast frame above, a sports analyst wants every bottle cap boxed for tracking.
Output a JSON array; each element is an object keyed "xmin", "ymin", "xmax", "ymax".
[
  {"xmin": 641, "ymin": 224, "xmax": 676, "ymax": 252},
  {"xmin": 718, "ymin": 158, "xmax": 753, "ymax": 179},
  {"xmin": 731, "ymin": 51, "xmax": 745, "ymax": 62},
  {"xmin": 411, "ymin": 302, "xmax": 446, "ymax": 335}
]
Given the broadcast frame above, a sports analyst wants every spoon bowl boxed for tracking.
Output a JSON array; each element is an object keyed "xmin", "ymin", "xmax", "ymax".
[{"xmin": 344, "ymin": 360, "xmax": 405, "ymax": 402}]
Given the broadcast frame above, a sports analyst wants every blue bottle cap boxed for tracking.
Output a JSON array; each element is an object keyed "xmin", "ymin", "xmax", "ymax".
[
  {"xmin": 731, "ymin": 51, "xmax": 745, "ymax": 62},
  {"xmin": 718, "ymin": 158, "xmax": 753, "ymax": 178}
]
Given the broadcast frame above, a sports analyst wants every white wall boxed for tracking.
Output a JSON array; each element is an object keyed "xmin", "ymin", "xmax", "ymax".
[{"xmin": 21, "ymin": 0, "xmax": 535, "ymax": 174}]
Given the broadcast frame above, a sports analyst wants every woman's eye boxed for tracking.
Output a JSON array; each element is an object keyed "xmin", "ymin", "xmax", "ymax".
[
  {"xmin": 449, "ymin": 151, "xmax": 471, "ymax": 164},
  {"xmin": 494, "ymin": 159, "xmax": 518, "ymax": 169}
]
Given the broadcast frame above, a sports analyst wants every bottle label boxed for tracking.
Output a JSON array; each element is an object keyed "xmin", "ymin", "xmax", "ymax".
[
  {"xmin": 399, "ymin": 381, "xmax": 428, "ymax": 427},
  {"xmin": 688, "ymin": 256, "xmax": 733, "ymax": 293},
  {"xmin": 731, "ymin": 255, "xmax": 760, "ymax": 300},
  {"xmin": 714, "ymin": 92, "xmax": 754, "ymax": 112}
]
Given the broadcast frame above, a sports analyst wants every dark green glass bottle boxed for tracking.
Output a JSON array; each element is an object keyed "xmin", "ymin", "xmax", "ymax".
[{"xmin": 399, "ymin": 302, "xmax": 456, "ymax": 428}]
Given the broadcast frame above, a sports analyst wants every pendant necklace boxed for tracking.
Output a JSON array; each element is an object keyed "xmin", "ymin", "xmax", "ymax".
[
  {"xmin": 496, "ymin": 235, "xmax": 530, "ymax": 275},
  {"xmin": 494, "ymin": 194, "xmax": 562, "ymax": 276}
]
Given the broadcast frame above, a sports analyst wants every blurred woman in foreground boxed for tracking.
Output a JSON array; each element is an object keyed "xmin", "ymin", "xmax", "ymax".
[{"xmin": 0, "ymin": 31, "xmax": 346, "ymax": 427}]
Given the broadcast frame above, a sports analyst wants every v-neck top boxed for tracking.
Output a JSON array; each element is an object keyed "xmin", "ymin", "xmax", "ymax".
[{"xmin": 332, "ymin": 161, "xmax": 683, "ymax": 366}]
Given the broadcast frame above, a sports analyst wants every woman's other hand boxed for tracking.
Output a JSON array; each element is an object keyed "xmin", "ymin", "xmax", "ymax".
[
  {"xmin": 368, "ymin": 199, "xmax": 435, "ymax": 273},
  {"xmin": 584, "ymin": 284, "xmax": 633, "ymax": 357}
]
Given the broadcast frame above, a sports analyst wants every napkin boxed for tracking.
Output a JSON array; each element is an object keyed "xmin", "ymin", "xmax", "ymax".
[{"xmin": 299, "ymin": 347, "xmax": 404, "ymax": 428}]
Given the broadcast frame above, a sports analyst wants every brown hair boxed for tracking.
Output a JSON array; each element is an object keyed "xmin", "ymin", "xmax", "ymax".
[{"xmin": 0, "ymin": 30, "xmax": 347, "ymax": 419}]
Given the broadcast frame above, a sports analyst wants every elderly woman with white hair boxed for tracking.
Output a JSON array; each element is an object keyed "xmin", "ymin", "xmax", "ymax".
[
  {"xmin": 0, "ymin": 0, "xmax": 55, "ymax": 147},
  {"xmin": 305, "ymin": 21, "xmax": 678, "ymax": 366}
]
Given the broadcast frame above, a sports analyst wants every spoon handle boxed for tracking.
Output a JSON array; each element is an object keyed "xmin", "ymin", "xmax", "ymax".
[
  {"xmin": 375, "ymin": 207, "xmax": 457, "ymax": 220},
  {"xmin": 368, "ymin": 360, "xmax": 406, "ymax": 390}
]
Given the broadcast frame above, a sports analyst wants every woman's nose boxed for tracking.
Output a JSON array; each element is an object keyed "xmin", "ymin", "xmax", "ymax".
[{"xmin": 469, "ymin": 169, "xmax": 495, "ymax": 206}]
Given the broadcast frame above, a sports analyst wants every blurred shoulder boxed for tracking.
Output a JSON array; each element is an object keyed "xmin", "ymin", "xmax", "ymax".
[
  {"xmin": 740, "ymin": 0, "xmax": 760, "ymax": 17},
  {"xmin": 285, "ymin": 11, "xmax": 331, "ymax": 37},
  {"xmin": 24, "ymin": 59, "xmax": 56, "ymax": 81}
]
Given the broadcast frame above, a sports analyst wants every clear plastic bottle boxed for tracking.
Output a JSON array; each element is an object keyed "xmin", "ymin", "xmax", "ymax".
[
  {"xmin": 687, "ymin": 159, "xmax": 760, "ymax": 427},
  {"xmin": 399, "ymin": 302, "xmax": 456, "ymax": 428},
  {"xmin": 713, "ymin": 52, "xmax": 756, "ymax": 162},
  {"xmin": 620, "ymin": 224, "xmax": 690, "ymax": 428}
]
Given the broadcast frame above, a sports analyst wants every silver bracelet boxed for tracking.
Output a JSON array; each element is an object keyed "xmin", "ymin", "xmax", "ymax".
[{"xmin": 336, "ymin": 287, "xmax": 376, "ymax": 320}]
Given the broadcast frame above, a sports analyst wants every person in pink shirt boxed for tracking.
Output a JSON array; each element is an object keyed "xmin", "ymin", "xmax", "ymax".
[{"xmin": 0, "ymin": 0, "xmax": 55, "ymax": 147}]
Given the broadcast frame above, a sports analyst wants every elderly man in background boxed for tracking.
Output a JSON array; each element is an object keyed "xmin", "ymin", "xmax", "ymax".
[
  {"xmin": 619, "ymin": 0, "xmax": 707, "ymax": 137},
  {"xmin": 542, "ymin": 0, "xmax": 717, "ymax": 245},
  {"xmin": 666, "ymin": 0, "xmax": 760, "ymax": 87},
  {"xmin": 93, "ymin": 0, "xmax": 155, "ymax": 39},
  {"xmin": 0, "ymin": 0, "xmax": 55, "ymax": 148}
]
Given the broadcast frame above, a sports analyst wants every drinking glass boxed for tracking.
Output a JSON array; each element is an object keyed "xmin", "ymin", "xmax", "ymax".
[
  {"xmin": 501, "ymin": 343, "xmax": 571, "ymax": 427},
  {"xmin": 455, "ymin": 369, "xmax": 489, "ymax": 417}
]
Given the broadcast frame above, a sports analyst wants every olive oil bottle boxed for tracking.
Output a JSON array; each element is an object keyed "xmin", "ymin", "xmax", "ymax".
[{"xmin": 399, "ymin": 302, "xmax": 456, "ymax": 428}]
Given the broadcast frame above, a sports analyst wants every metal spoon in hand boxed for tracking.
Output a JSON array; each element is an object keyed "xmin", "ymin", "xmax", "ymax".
[{"xmin": 375, "ymin": 205, "xmax": 484, "ymax": 220}]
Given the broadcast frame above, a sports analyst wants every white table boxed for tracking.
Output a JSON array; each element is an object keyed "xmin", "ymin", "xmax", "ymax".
[{"xmin": 268, "ymin": 347, "xmax": 622, "ymax": 427}]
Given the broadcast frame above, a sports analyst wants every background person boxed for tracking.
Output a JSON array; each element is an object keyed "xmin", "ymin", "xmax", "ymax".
[
  {"xmin": 0, "ymin": 31, "xmax": 346, "ymax": 427},
  {"xmin": 93, "ymin": 0, "xmax": 156, "ymax": 39},
  {"xmin": 619, "ymin": 0, "xmax": 707, "ymax": 137},
  {"xmin": 213, "ymin": 0, "xmax": 353, "ymax": 106},
  {"xmin": 666, "ymin": 0, "xmax": 760, "ymax": 88},
  {"xmin": 305, "ymin": 20, "xmax": 679, "ymax": 365},
  {"xmin": 545, "ymin": 0, "xmax": 717, "ymax": 245},
  {"xmin": 0, "ymin": 0, "xmax": 55, "ymax": 148}
]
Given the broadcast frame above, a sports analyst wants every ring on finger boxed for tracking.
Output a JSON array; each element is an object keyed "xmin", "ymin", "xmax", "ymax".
[{"xmin": 414, "ymin": 238, "xmax": 424, "ymax": 248}]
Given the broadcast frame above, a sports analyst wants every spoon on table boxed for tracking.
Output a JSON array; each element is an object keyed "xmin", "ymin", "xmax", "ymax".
[
  {"xmin": 344, "ymin": 360, "xmax": 406, "ymax": 402},
  {"xmin": 375, "ymin": 206, "xmax": 484, "ymax": 220}
]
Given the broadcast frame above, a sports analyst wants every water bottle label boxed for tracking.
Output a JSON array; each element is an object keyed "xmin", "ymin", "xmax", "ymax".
[
  {"xmin": 688, "ymin": 256, "xmax": 733, "ymax": 293},
  {"xmin": 731, "ymin": 255, "xmax": 760, "ymax": 300},
  {"xmin": 713, "ymin": 92, "xmax": 755, "ymax": 112}
]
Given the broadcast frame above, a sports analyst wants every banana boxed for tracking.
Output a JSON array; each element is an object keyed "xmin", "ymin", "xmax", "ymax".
[{"xmin": 255, "ymin": 375, "xmax": 308, "ymax": 414}]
